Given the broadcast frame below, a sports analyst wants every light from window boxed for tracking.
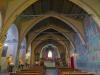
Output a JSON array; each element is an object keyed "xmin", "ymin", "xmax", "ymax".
[{"xmin": 48, "ymin": 50, "xmax": 52, "ymax": 58}]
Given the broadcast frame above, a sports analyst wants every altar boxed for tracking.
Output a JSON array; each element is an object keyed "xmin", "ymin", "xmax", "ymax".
[{"xmin": 44, "ymin": 60, "xmax": 55, "ymax": 67}]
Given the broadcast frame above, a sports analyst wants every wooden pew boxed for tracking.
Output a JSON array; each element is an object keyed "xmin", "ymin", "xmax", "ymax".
[
  {"xmin": 57, "ymin": 67, "xmax": 80, "ymax": 73},
  {"xmin": 10, "ymin": 72, "xmax": 41, "ymax": 75},
  {"xmin": 61, "ymin": 71, "xmax": 94, "ymax": 75},
  {"xmin": 57, "ymin": 67, "xmax": 94, "ymax": 75},
  {"xmin": 10, "ymin": 66, "xmax": 45, "ymax": 75}
]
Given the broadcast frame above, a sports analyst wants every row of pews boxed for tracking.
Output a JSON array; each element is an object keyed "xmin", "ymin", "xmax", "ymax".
[
  {"xmin": 10, "ymin": 65, "xmax": 45, "ymax": 75},
  {"xmin": 57, "ymin": 67, "xmax": 94, "ymax": 75},
  {"xmin": 9, "ymin": 66, "xmax": 94, "ymax": 75}
]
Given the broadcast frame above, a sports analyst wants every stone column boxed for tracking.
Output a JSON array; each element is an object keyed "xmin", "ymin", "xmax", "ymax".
[
  {"xmin": 31, "ymin": 43, "xmax": 35, "ymax": 64},
  {"xmin": 14, "ymin": 38, "xmax": 21, "ymax": 71}
]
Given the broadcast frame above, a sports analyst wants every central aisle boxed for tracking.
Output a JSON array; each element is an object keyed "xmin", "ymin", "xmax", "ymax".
[{"xmin": 45, "ymin": 68, "xmax": 58, "ymax": 75}]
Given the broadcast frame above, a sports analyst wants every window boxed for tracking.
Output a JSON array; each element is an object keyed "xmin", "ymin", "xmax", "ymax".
[{"xmin": 48, "ymin": 50, "xmax": 52, "ymax": 58}]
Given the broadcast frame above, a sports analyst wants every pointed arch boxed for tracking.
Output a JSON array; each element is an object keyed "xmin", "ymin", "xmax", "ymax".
[
  {"xmin": 28, "ymin": 25, "xmax": 75, "ymax": 50},
  {"xmin": 2, "ymin": 0, "xmax": 100, "ymax": 42},
  {"xmin": 22, "ymin": 15, "xmax": 85, "ymax": 45},
  {"xmin": 2, "ymin": 24, "xmax": 18, "ymax": 63}
]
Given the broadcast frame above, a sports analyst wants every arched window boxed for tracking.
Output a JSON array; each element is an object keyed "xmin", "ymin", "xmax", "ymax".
[{"xmin": 48, "ymin": 50, "xmax": 52, "ymax": 58}]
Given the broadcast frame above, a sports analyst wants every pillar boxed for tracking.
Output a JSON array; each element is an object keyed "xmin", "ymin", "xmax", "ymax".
[{"xmin": 14, "ymin": 39, "xmax": 21, "ymax": 71}]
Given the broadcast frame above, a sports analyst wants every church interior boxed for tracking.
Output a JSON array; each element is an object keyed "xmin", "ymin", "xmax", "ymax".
[{"xmin": 0, "ymin": 0, "xmax": 100, "ymax": 75}]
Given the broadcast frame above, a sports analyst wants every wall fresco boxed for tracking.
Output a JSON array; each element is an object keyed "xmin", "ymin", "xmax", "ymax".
[
  {"xmin": 73, "ymin": 15, "xmax": 100, "ymax": 73},
  {"xmin": 4, "ymin": 24, "xmax": 18, "ymax": 63},
  {"xmin": 19, "ymin": 38, "xmax": 26, "ymax": 63},
  {"xmin": 84, "ymin": 16, "xmax": 100, "ymax": 71},
  {"xmin": 1, "ymin": 24, "xmax": 18, "ymax": 70}
]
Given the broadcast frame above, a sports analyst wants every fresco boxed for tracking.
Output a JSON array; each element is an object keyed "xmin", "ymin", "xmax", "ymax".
[
  {"xmin": 73, "ymin": 33, "xmax": 88, "ymax": 70},
  {"xmin": 3, "ymin": 24, "xmax": 18, "ymax": 63},
  {"xmin": 73, "ymin": 15, "xmax": 100, "ymax": 74},
  {"xmin": 1, "ymin": 24, "xmax": 18, "ymax": 70},
  {"xmin": 19, "ymin": 38, "xmax": 26, "ymax": 63},
  {"xmin": 84, "ymin": 16, "xmax": 100, "ymax": 71}
]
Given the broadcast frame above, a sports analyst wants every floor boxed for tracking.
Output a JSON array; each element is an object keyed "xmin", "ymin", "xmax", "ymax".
[{"xmin": 45, "ymin": 68, "xmax": 58, "ymax": 75}]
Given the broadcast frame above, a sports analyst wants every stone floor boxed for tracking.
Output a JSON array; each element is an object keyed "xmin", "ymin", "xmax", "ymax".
[{"xmin": 45, "ymin": 69, "xmax": 58, "ymax": 75}]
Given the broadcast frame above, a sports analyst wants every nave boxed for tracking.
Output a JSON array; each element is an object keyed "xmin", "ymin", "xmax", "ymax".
[{"xmin": 1, "ymin": 0, "xmax": 100, "ymax": 75}]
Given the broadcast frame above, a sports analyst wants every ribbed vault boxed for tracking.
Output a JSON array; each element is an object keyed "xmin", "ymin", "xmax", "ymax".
[
  {"xmin": 1, "ymin": 0, "xmax": 100, "ymax": 41},
  {"xmin": 20, "ymin": 13, "xmax": 85, "ymax": 44}
]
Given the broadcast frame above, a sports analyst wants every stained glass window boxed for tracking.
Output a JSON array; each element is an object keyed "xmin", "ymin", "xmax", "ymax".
[{"xmin": 48, "ymin": 50, "xmax": 52, "ymax": 58}]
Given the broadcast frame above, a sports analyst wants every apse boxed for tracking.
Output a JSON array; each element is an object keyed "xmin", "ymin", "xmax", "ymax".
[
  {"xmin": 48, "ymin": 50, "xmax": 53, "ymax": 58},
  {"xmin": 40, "ymin": 44, "xmax": 60, "ymax": 60}
]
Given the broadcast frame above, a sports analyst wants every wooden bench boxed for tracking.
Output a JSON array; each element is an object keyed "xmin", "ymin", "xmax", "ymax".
[
  {"xmin": 61, "ymin": 71, "xmax": 94, "ymax": 75},
  {"xmin": 10, "ymin": 72, "xmax": 41, "ymax": 75},
  {"xmin": 57, "ymin": 67, "xmax": 94, "ymax": 75},
  {"xmin": 10, "ymin": 66, "xmax": 45, "ymax": 75}
]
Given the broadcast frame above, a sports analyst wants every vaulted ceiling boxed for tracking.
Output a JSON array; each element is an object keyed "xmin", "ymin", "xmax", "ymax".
[
  {"xmin": 0, "ymin": 0, "xmax": 86, "ymax": 51},
  {"xmin": 0, "ymin": 0, "xmax": 100, "ymax": 54},
  {"xmin": 21, "ymin": 0, "xmax": 86, "ymax": 21}
]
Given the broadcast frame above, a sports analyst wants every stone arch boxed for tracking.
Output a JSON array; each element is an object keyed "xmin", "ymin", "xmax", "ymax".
[
  {"xmin": 40, "ymin": 44, "xmax": 60, "ymax": 59},
  {"xmin": 2, "ymin": 0, "xmax": 100, "ymax": 41},
  {"xmin": 4, "ymin": 24, "xmax": 18, "ymax": 61},
  {"xmin": 1, "ymin": 24, "xmax": 19, "ymax": 70},
  {"xmin": 30, "ymin": 29, "xmax": 74, "ymax": 64},
  {"xmin": 70, "ymin": 0, "xmax": 100, "ymax": 27},
  {"xmin": 28, "ymin": 25, "xmax": 75, "ymax": 50},
  {"xmin": 23, "ymin": 15, "xmax": 85, "ymax": 45},
  {"xmin": 31, "ymin": 33, "xmax": 68, "ymax": 55},
  {"xmin": 31, "ymin": 39, "xmax": 67, "ymax": 64}
]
